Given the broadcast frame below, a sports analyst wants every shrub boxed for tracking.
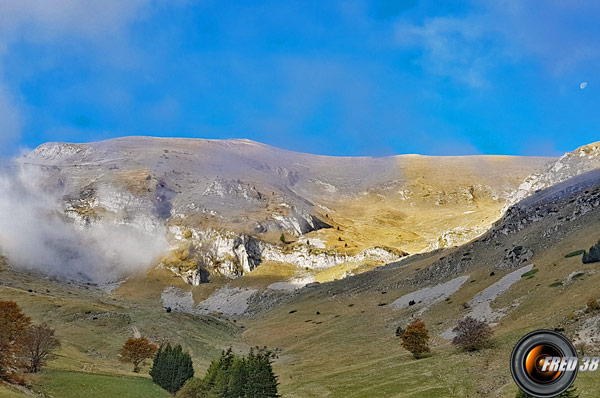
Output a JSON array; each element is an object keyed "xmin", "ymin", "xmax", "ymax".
[
  {"xmin": 565, "ymin": 250, "xmax": 585, "ymax": 258},
  {"xmin": 401, "ymin": 319, "xmax": 430, "ymax": 359},
  {"xmin": 583, "ymin": 241, "xmax": 600, "ymax": 264},
  {"xmin": 119, "ymin": 337, "xmax": 158, "ymax": 373},
  {"xmin": 452, "ymin": 316, "xmax": 493, "ymax": 351},
  {"xmin": 585, "ymin": 298, "xmax": 600, "ymax": 313},
  {"xmin": 150, "ymin": 344, "xmax": 194, "ymax": 393},
  {"xmin": 521, "ymin": 269, "xmax": 539, "ymax": 279},
  {"xmin": 176, "ymin": 378, "xmax": 208, "ymax": 398}
]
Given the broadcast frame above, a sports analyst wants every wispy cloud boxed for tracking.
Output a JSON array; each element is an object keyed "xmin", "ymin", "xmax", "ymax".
[
  {"xmin": 396, "ymin": 15, "xmax": 492, "ymax": 87},
  {"xmin": 0, "ymin": 0, "xmax": 150, "ymax": 40},
  {"xmin": 393, "ymin": 0, "xmax": 600, "ymax": 87},
  {"xmin": 0, "ymin": 0, "xmax": 152, "ymax": 155}
]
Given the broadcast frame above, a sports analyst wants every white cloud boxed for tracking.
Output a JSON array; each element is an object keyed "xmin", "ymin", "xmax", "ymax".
[{"xmin": 0, "ymin": 163, "xmax": 167, "ymax": 283}]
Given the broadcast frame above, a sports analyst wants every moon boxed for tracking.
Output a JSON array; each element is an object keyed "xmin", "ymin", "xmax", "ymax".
[{"xmin": 580, "ymin": 82, "xmax": 588, "ymax": 89}]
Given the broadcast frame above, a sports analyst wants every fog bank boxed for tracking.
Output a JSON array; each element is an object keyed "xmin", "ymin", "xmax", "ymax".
[{"xmin": 0, "ymin": 163, "xmax": 167, "ymax": 283}]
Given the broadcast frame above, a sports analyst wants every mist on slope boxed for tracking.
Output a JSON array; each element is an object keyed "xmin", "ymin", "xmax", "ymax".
[{"xmin": 0, "ymin": 163, "xmax": 167, "ymax": 284}]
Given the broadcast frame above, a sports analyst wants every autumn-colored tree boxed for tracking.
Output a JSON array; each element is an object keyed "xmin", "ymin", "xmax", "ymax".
[
  {"xmin": 452, "ymin": 316, "xmax": 493, "ymax": 351},
  {"xmin": 21, "ymin": 324, "xmax": 61, "ymax": 373},
  {"xmin": 0, "ymin": 301, "xmax": 31, "ymax": 377},
  {"xmin": 401, "ymin": 319, "xmax": 430, "ymax": 359},
  {"xmin": 119, "ymin": 337, "xmax": 158, "ymax": 373}
]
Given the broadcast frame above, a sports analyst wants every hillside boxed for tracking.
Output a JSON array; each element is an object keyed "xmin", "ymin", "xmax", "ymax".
[
  {"xmin": 240, "ymin": 161, "xmax": 600, "ymax": 397},
  {"xmin": 3, "ymin": 139, "xmax": 600, "ymax": 397},
  {"xmin": 6, "ymin": 137, "xmax": 551, "ymax": 287}
]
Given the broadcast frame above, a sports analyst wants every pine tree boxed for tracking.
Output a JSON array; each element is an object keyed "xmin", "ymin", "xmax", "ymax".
[
  {"xmin": 225, "ymin": 357, "xmax": 247, "ymax": 398},
  {"xmin": 204, "ymin": 348, "xmax": 235, "ymax": 394},
  {"xmin": 150, "ymin": 344, "xmax": 194, "ymax": 394},
  {"xmin": 192, "ymin": 348, "xmax": 280, "ymax": 398},
  {"xmin": 246, "ymin": 349, "xmax": 279, "ymax": 398},
  {"xmin": 150, "ymin": 345, "xmax": 163, "ymax": 386}
]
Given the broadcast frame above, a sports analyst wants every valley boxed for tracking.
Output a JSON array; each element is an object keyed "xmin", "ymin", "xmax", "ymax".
[{"xmin": 2, "ymin": 139, "xmax": 600, "ymax": 397}]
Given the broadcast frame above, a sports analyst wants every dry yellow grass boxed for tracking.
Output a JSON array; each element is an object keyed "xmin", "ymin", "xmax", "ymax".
[{"xmin": 310, "ymin": 155, "xmax": 551, "ymax": 254}]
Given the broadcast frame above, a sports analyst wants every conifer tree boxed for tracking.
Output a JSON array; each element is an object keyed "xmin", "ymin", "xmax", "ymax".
[
  {"xmin": 225, "ymin": 357, "xmax": 247, "ymax": 398},
  {"xmin": 150, "ymin": 343, "xmax": 194, "ymax": 394},
  {"xmin": 178, "ymin": 348, "xmax": 280, "ymax": 398},
  {"xmin": 246, "ymin": 349, "xmax": 279, "ymax": 398}
]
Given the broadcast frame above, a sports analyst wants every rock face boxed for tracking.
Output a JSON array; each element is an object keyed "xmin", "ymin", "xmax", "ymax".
[
  {"xmin": 427, "ymin": 226, "xmax": 490, "ymax": 250},
  {"xmin": 164, "ymin": 225, "xmax": 405, "ymax": 285},
  {"xmin": 504, "ymin": 142, "xmax": 600, "ymax": 211},
  {"xmin": 9, "ymin": 136, "xmax": 550, "ymax": 284}
]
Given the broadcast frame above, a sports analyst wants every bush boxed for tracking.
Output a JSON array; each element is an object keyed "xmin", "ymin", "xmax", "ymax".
[
  {"xmin": 565, "ymin": 250, "xmax": 585, "ymax": 258},
  {"xmin": 401, "ymin": 319, "xmax": 430, "ymax": 359},
  {"xmin": 452, "ymin": 316, "xmax": 493, "ymax": 351},
  {"xmin": 150, "ymin": 344, "xmax": 194, "ymax": 394},
  {"xmin": 585, "ymin": 298, "xmax": 600, "ymax": 313},
  {"xmin": 119, "ymin": 337, "xmax": 158, "ymax": 373},
  {"xmin": 583, "ymin": 241, "xmax": 600, "ymax": 264},
  {"xmin": 176, "ymin": 378, "xmax": 208, "ymax": 398},
  {"xmin": 521, "ymin": 269, "xmax": 539, "ymax": 279}
]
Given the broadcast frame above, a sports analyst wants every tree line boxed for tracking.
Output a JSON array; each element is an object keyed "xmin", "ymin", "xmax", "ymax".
[
  {"xmin": 177, "ymin": 348, "xmax": 279, "ymax": 398},
  {"xmin": 118, "ymin": 337, "xmax": 280, "ymax": 397}
]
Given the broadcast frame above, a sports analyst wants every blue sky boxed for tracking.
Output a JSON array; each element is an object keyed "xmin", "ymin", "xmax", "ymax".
[{"xmin": 0, "ymin": 0, "xmax": 599, "ymax": 157}]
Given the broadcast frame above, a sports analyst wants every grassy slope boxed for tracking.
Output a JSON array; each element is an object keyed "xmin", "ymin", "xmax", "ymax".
[
  {"xmin": 31, "ymin": 370, "xmax": 170, "ymax": 398},
  {"xmin": 310, "ymin": 156, "xmax": 551, "ymax": 254},
  {"xmin": 3, "ymin": 219, "xmax": 600, "ymax": 398},
  {"xmin": 4, "ymin": 222, "xmax": 600, "ymax": 397},
  {"xmin": 241, "ymin": 211, "xmax": 600, "ymax": 397},
  {"xmin": 0, "ymin": 269, "xmax": 247, "ymax": 397},
  {"xmin": 0, "ymin": 383, "xmax": 30, "ymax": 398}
]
